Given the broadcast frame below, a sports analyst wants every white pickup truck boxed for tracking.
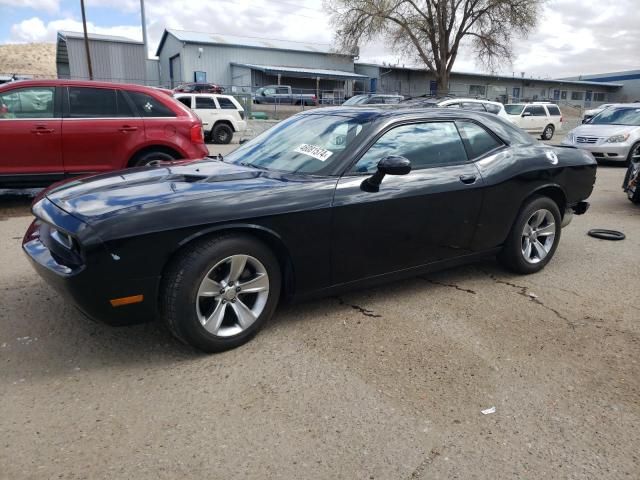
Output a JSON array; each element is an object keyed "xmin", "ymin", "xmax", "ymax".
[{"xmin": 174, "ymin": 93, "xmax": 247, "ymax": 144}]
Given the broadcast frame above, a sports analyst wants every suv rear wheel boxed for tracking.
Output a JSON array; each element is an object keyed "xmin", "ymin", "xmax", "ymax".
[
  {"xmin": 212, "ymin": 123, "xmax": 233, "ymax": 144},
  {"xmin": 541, "ymin": 124, "xmax": 555, "ymax": 140},
  {"xmin": 131, "ymin": 150, "xmax": 177, "ymax": 167}
]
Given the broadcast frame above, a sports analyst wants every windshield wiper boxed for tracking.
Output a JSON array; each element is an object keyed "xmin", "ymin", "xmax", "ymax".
[{"xmin": 239, "ymin": 162, "xmax": 267, "ymax": 170}]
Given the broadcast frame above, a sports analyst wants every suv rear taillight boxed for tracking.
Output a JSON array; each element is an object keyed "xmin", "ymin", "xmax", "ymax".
[
  {"xmin": 190, "ymin": 124, "xmax": 204, "ymax": 144},
  {"xmin": 239, "ymin": 110, "xmax": 245, "ymax": 120},
  {"xmin": 560, "ymin": 116, "xmax": 563, "ymax": 123}
]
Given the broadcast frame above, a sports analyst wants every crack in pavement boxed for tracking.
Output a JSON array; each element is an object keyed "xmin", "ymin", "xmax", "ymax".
[
  {"xmin": 335, "ymin": 297, "xmax": 382, "ymax": 318},
  {"xmin": 481, "ymin": 270, "xmax": 576, "ymax": 328},
  {"xmin": 420, "ymin": 277, "xmax": 477, "ymax": 294}
]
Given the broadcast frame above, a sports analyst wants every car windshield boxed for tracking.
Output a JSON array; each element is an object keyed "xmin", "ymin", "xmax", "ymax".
[
  {"xmin": 505, "ymin": 104, "xmax": 525, "ymax": 115},
  {"xmin": 343, "ymin": 95, "xmax": 369, "ymax": 105},
  {"xmin": 590, "ymin": 107, "xmax": 640, "ymax": 126},
  {"xmin": 225, "ymin": 113, "xmax": 372, "ymax": 174}
]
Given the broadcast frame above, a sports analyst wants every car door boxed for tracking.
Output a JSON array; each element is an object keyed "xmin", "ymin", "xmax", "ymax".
[
  {"xmin": 0, "ymin": 85, "xmax": 62, "ymax": 177},
  {"xmin": 62, "ymin": 86, "xmax": 145, "ymax": 173},
  {"xmin": 194, "ymin": 95, "xmax": 218, "ymax": 134},
  {"xmin": 331, "ymin": 120, "xmax": 485, "ymax": 284}
]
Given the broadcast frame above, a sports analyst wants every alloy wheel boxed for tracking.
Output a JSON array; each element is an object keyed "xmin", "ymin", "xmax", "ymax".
[
  {"xmin": 521, "ymin": 209, "xmax": 556, "ymax": 264},
  {"xmin": 196, "ymin": 254, "xmax": 270, "ymax": 337}
]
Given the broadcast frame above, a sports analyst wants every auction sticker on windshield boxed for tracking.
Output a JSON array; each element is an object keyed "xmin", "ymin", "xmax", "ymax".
[{"xmin": 294, "ymin": 144, "xmax": 333, "ymax": 162}]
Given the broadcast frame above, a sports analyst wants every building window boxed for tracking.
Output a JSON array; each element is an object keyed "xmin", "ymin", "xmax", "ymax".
[
  {"xmin": 561, "ymin": 91, "xmax": 567, "ymax": 100},
  {"xmin": 593, "ymin": 92, "xmax": 606, "ymax": 102},
  {"xmin": 469, "ymin": 85, "xmax": 486, "ymax": 97},
  {"xmin": 571, "ymin": 91, "xmax": 584, "ymax": 100}
]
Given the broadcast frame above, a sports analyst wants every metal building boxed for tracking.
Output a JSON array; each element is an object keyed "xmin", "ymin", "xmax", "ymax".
[
  {"xmin": 355, "ymin": 63, "xmax": 623, "ymax": 108},
  {"xmin": 560, "ymin": 70, "xmax": 640, "ymax": 103},
  {"xmin": 155, "ymin": 29, "xmax": 366, "ymax": 98},
  {"xmin": 56, "ymin": 31, "xmax": 159, "ymax": 85}
]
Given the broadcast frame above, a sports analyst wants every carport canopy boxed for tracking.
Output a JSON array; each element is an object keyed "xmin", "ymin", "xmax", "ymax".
[{"xmin": 231, "ymin": 63, "xmax": 368, "ymax": 81}]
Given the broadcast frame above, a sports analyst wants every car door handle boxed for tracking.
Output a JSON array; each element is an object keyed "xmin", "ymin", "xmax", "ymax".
[
  {"xmin": 119, "ymin": 126, "xmax": 138, "ymax": 132},
  {"xmin": 459, "ymin": 174, "xmax": 477, "ymax": 185},
  {"xmin": 31, "ymin": 126, "xmax": 55, "ymax": 134}
]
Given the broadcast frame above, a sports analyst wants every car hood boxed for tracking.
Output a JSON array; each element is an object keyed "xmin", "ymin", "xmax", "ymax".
[
  {"xmin": 45, "ymin": 158, "xmax": 326, "ymax": 225},
  {"xmin": 568, "ymin": 123, "xmax": 638, "ymax": 137}
]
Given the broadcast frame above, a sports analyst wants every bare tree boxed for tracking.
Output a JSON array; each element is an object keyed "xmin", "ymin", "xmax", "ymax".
[{"xmin": 327, "ymin": 0, "xmax": 543, "ymax": 94}]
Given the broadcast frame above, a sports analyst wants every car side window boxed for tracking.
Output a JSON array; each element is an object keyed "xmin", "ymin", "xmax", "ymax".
[
  {"xmin": 127, "ymin": 91, "xmax": 176, "ymax": 117},
  {"xmin": 351, "ymin": 122, "xmax": 468, "ymax": 174},
  {"xmin": 264, "ymin": 88, "xmax": 276, "ymax": 95},
  {"xmin": 276, "ymin": 87, "xmax": 289, "ymax": 95},
  {"xmin": 456, "ymin": 121, "xmax": 503, "ymax": 159},
  {"xmin": 68, "ymin": 87, "xmax": 123, "ymax": 117},
  {"xmin": 217, "ymin": 97, "xmax": 237, "ymax": 109},
  {"xmin": 195, "ymin": 97, "xmax": 216, "ymax": 109},
  {"xmin": 546, "ymin": 105, "xmax": 561, "ymax": 116},
  {"xmin": 176, "ymin": 96, "xmax": 192, "ymax": 108},
  {"xmin": 0, "ymin": 87, "xmax": 55, "ymax": 119},
  {"xmin": 528, "ymin": 105, "xmax": 547, "ymax": 116},
  {"xmin": 368, "ymin": 97, "xmax": 385, "ymax": 104}
]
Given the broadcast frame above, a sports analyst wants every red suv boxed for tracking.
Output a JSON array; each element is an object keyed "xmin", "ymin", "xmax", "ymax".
[
  {"xmin": 173, "ymin": 83, "xmax": 225, "ymax": 94},
  {"xmin": 0, "ymin": 80, "xmax": 209, "ymax": 187}
]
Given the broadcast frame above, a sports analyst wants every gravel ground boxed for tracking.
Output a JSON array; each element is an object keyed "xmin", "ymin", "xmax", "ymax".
[{"xmin": 0, "ymin": 165, "xmax": 638, "ymax": 479}]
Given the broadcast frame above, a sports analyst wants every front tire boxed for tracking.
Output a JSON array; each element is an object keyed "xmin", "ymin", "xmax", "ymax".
[
  {"xmin": 498, "ymin": 196, "xmax": 562, "ymax": 274},
  {"xmin": 541, "ymin": 124, "xmax": 555, "ymax": 140},
  {"xmin": 623, "ymin": 153, "xmax": 640, "ymax": 204},
  {"xmin": 160, "ymin": 235, "xmax": 281, "ymax": 353}
]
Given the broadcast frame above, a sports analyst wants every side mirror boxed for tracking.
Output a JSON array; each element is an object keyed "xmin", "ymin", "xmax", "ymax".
[
  {"xmin": 361, "ymin": 156, "xmax": 411, "ymax": 192},
  {"xmin": 261, "ymin": 91, "xmax": 267, "ymax": 96},
  {"xmin": 522, "ymin": 111, "xmax": 532, "ymax": 117}
]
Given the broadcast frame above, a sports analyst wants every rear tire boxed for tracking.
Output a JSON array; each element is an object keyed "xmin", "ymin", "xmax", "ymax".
[
  {"xmin": 160, "ymin": 234, "xmax": 281, "ymax": 353},
  {"xmin": 211, "ymin": 123, "xmax": 233, "ymax": 144},
  {"xmin": 498, "ymin": 196, "xmax": 562, "ymax": 274},
  {"xmin": 131, "ymin": 150, "xmax": 177, "ymax": 167},
  {"xmin": 541, "ymin": 124, "xmax": 555, "ymax": 140}
]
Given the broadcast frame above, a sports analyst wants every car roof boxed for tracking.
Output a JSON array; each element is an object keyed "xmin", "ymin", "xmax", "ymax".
[{"xmin": 0, "ymin": 79, "xmax": 163, "ymax": 93}]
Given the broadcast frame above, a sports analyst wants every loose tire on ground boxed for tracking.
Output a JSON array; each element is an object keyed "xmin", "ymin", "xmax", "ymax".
[
  {"xmin": 211, "ymin": 123, "xmax": 233, "ymax": 144},
  {"xmin": 498, "ymin": 195, "xmax": 562, "ymax": 274},
  {"xmin": 160, "ymin": 234, "xmax": 281, "ymax": 353}
]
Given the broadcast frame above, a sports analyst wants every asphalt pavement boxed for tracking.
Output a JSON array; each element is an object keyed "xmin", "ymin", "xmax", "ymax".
[{"xmin": 0, "ymin": 165, "xmax": 638, "ymax": 479}]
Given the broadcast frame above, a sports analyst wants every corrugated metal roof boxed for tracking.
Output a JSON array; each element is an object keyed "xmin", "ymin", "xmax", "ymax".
[
  {"xmin": 232, "ymin": 63, "xmax": 368, "ymax": 80},
  {"xmin": 159, "ymin": 29, "xmax": 349, "ymax": 56},
  {"xmin": 355, "ymin": 63, "xmax": 623, "ymax": 88},
  {"xmin": 58, "ymin": 30, "xmax": 142, "ymax": 45}
]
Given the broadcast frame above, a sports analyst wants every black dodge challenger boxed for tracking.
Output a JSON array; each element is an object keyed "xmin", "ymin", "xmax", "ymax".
[{"xmin": 23, "ymin": 107, "xmax": 596, "ymax": 352}]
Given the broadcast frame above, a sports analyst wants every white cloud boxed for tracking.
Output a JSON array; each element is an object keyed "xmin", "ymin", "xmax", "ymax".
[
  {"xmin": 0, "ymin": 0, "xmax": 59, "ymax": 14},
  {"xmin": 9, "ymin": 17, "xmax": 142, "ymax": 43}
]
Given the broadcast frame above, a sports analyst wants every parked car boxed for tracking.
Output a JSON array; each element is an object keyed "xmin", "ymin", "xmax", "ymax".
[
  {"xmin": 343, "ymin": 94, "xmax": 404, "ymax": 105},
  {"xmin": 174, "ymin": 83, "xmax": 224, "ymax": 94},
  {"xmin": 23, "ymin": 106, "xmax": 595, "ymax": 352},
  {"xmin": 583, "ymin": 104, "xmax": 615, "ymax": 123},
  {"xmin": 504, "ymin": 103, "xmax": 563, "ymax": 140},
  {"xmin": 563, "ymin": 103, "xmax": 640, "ymax": 164},
  {"xmin": 622, "ymin": 156, "xmax": 640, "ymax": 203},
  {"xmin": 0, "ymin": 80, "xmax": 208, "ymax": 187},
  {"xmin": 174, "ymin": 93, "xmax": 247, "ymax": 144},
  {"xmin": 401, "ymin": 96, "xmax": 512, "ymax": 122},
  {"xmin": 253, "ymin": 85, "xmax": 317, "ymax": 106}
]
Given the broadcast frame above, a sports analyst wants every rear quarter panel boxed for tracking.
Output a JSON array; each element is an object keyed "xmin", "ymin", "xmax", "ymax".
[{"xmin": 471, "ymin": 144, "xmax": 596, "ymax": 251}]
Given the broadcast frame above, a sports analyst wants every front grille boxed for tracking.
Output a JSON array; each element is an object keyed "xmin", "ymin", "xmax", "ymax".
[{"xmin": 576, "ymin": 136, "xmax": 599, "ymax": 144}]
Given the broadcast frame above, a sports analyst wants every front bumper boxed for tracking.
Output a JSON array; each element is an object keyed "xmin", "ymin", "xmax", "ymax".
[
  {"xmin": 22, "ymin": 207, "xmax": 160, "ymax": 326},
  {"xmin": 563, "ymin": 141, "xmax": 631, "ymax": 162}
]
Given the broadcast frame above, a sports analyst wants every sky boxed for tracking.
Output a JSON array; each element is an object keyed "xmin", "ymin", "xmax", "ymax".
[{"xmin": 1, "ymin": 0, "xmax": 638, "ymax": 78}]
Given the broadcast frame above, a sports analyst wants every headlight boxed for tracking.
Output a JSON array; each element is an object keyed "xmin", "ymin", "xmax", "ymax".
[
  {"xmin": 606, "ymin": 133, "xmax": 630, "ymax": 143},
  {"xmin": 50, "ymin": 228, "xmax": 75, "ymax": 250},
  {"xmin": 565, "ymin": 133, "xmax": 575, "ymax": 143}
]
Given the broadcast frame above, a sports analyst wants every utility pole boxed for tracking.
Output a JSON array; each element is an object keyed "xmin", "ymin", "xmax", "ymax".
[
  {"xmin": 140, "ymin": 0, "xmax": 149, "ymax": 59},
  {"xmin": 80, "ymin": 0, "xmax": 93, "ymax": 80}
]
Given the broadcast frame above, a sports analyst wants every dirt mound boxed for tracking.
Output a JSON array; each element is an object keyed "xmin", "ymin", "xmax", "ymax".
[{"xmin": 0, "ymin": 43, "xmax": 56, "ymax": 78}]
